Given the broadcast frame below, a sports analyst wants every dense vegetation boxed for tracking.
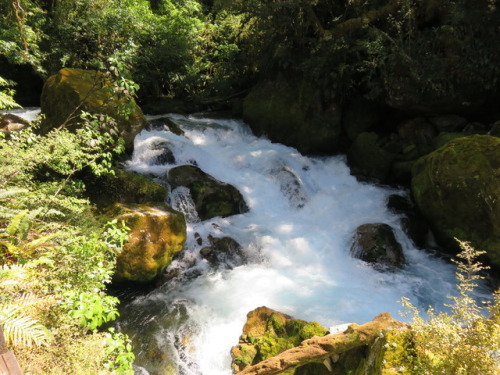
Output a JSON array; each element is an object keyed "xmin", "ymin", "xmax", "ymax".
[
  {"xmin": 0, "ymin": 96, "xmax": 135, "ymax": 372},
  {"xmin": 1, "ymin": 0, "xmax": 499, "ymax": 110},
  {"xmin": 2, "ymin": 0, "xmax": 500, "ymax": 373}
]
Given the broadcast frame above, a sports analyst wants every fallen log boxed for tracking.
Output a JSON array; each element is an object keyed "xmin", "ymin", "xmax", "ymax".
[{"xmin": 237, "ymin": 312, "xmax": 407, "ymax": 375}]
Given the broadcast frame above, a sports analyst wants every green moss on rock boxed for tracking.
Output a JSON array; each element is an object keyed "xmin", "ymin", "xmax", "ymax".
[
  {"xmin": 107, "ymin": 203, "xmax": 186, "ymax": 284},
  {"xmin": 40, "ymin": 68, "xmax": 147, "ymax": 151},
  {"xmin": 167, "ymin": 165, "xmax": 248, "ymax": 221},
  {"xmin": 411, "ymin": 135, "xmax": 500, "ymax": 268},
  {"xmin": 230, "ymin": 306, "xmax": 328, "ymax": 374}
]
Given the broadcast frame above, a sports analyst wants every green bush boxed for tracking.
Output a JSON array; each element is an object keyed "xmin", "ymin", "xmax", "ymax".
[{"xmin": 401, "ymin": 239, "xmax": 500, "ymax": 375}]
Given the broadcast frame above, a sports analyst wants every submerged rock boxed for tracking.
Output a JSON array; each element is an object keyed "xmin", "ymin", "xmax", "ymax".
[
  {"xmin": 167, "ymin": 165, "xmax": 249, "ymax": 221},
  {"xmin": 40, "ymin": 68, "xmax": 147, "ymax": 151},
  {"xmin": 108, "ymin": 203, "xmax": 186, "ymax": 284},
  {"xmin": 230, "ymin": 306, "xmax": 329, "ymax": 374},
  {"xmin": 350, "ymin": 223, "xmax": 406, "ymax": 270},
  {"xmin": 411, "ymin": 135, "xmax": 500, "ymax": 268}
]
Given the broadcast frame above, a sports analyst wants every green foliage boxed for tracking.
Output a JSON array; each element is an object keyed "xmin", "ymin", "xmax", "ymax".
[
  {"xmin": 400, "ymin": 239, "xmax": 500, "ymax": 375},
  {"xmin": 62, "ymin": 292, "xmax": 120, "ymax": 331},
  {"xmin": 0, "ymin": 76, "xmax": 22, "ymax": 110},
  {"xmin": 0, "ymin": 110, "xmax": 132, "ymax": 372},
  {"xmin": 104, "ymin": 328, "xmax": 135, "ymax": 374}
]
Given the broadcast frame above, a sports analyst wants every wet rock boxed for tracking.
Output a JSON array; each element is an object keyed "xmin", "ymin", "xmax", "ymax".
[
  {"xmin": 411, "ymin": 135, "xmax": 500, "ymax": 268},
  {"xmin": 107, "ymin": 203, "xmax": 186, "ymax": 284},
  {"xmin": 350, "ymin": 223, "xmax": 406, "ymax": 270},
  {"xmin": 167, "ymin": 165, "xmax": 249, "ymax": 221},
  {"xmin": 150, "ymin": 140, "xmax": 176, "ymax": 165},
  {"xmin": 243, "ymin": 76, "xmax": 341, "ymax": 154},
  {"xmin": 0, "ymin": 113, "xmax": 30, "ymax": 133},
  {"xmin": 230, "ymin": 306, "xmax": 328, "ymax": 374},
  {"xmin": 273, "ymin": 167, "xmax": 307, "ymax": 209},
  {"xmin": 397, "ymin": 117, "xmax": 437, "ymax": 157},
  {"xmin": 147, "ymin": 117, "xmax": 185, "ymax": 136},
  {"xmin": 40, "ymin": 68, "xmax": 147, "ymax": 151},
  {"xmin": 200, "ymin": 235, "xmax": 246, "ymax": 268}
]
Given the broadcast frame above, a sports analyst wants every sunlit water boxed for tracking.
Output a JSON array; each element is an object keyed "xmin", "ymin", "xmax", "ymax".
[
  {"xmin": 5, "ymin": 110, "xmax": 483, "ymax": 374},
  {"xmin": 119, "ymin": 114, "xmax": 464, "ymax": 375}
]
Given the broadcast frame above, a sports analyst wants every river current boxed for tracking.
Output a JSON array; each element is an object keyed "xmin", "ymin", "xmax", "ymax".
[
  {"xmin": 119, "ymin": 114, "xmax": 463, "ymax": 375},
  {"xmin": 5, "ymin": 109, "xmax": 469, "ymax": 374}
]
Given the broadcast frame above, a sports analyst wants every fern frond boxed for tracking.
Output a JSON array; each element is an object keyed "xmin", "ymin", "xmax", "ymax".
[
  {"xmin": 0, "ymin": 189, "xmax": 28, "ymax": 200},
  {"xmin": 24, "ymin": 233, "xmax": 57, "ymax": 251},
  {"xmin": 1, "ymin": 312, "xmax": 49, "ymax": 346},
  {"xmin": 0, "ymin": 264, "xmax": 30, "ymax": 285},
  {"xmin": 6, "ymin": 209, "xmax": 29, "ymax": 239},
  {"xmin": 0, "ymin": 294, "xmax": 50, "ymax": 346},
  {"xmin": 0, "ymin": 205, "xmax": 19, "ymax": 220},
  {"xmin": 0, "ymin": 239, "xmax": 21, "ymax": 256}
]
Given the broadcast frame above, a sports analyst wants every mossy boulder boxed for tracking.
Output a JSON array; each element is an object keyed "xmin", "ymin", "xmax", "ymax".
[
  {"xmin": 167, "ymin": 165, "xmax": 249, "ymax": 221},
  {"xmin": 231, "ymin": 306, "xmax": 329, "ymax": 374},
  {"xmin": 108, "ymin": 203, "xmax": 186, "ymax": 284},
  {"xmin": 85, "ymin": 168, "xmax": 167, "ymax": 208},
  {"xmin": 243, "ymin": 76, "xmax": 341, "ymax": 154},
  {"xmin": 40, "ymin": 68, "xmax": 147, "ymax": 151},
  {"xmin": 350, "ymin": 223, "xmax": 406, "ymax": 271},
  {"xmin": 411, "ymin": 135, "xmax": 500, "ymax": 268}
]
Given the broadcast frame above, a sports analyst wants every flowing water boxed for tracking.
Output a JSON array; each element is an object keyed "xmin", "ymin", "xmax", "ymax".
[
  {"xmin": 4, "ymin": 109, "xmax": 479, "ymax": 374},
  {"xmin": 119, "ymin": 114, "xmax": 463, "ymax": 375}
]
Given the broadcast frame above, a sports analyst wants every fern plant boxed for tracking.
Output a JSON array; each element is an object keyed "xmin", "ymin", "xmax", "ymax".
[{"xmin": 0, "ymin": 293, "xmax": 50, "ymax": 347}]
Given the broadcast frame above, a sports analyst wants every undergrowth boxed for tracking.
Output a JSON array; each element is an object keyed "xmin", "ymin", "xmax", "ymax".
[{"xmin": 0, "ymin": 112, "xmax": 134, "ymax": 374}]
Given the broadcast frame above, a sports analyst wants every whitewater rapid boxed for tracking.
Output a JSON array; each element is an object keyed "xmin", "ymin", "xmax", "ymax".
[{"xmin": 115, "ymin": 113, "xmax": 466, "ymax": 375}]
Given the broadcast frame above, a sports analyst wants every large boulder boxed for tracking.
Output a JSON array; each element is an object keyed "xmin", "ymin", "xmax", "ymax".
[
  {"xmin": 350, "ymin": 223, "xmax": 406, "ymax": 270},
  {"xmin": 40, "ymin": 68, "xmax": 147, "ymax": 151},
  {"xmin": 243, "ymin": 76, "xmax": 341, "ymax": 154},
  {"xmin": 411, "ymin": 135, "xmax": 500, "ymax": 268},
  {"xmin": 230, "ymin": 306, "xmax": 329, "ymax": 374},
  {"xmin": 167, "ymin": 165, "xmax": 249, "ymax": 221},
  {"xmin": 108, "ymin": 203, "xmax": 186, "ymax": 284}
]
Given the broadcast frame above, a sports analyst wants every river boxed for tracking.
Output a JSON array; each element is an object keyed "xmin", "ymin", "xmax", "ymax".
[{"xmin": 111, "ymin": 113, "xmax": 465, "ymax": 375}]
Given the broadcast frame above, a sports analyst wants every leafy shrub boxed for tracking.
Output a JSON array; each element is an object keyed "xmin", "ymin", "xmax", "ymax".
[{"xmin": 401, "ymin": 239, "xmax": 500, "ymax": 375}]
